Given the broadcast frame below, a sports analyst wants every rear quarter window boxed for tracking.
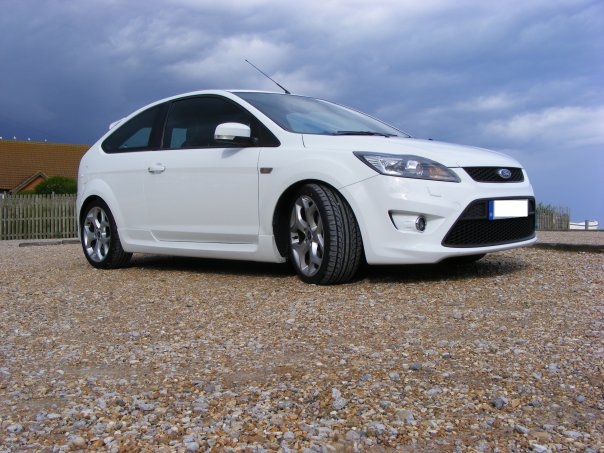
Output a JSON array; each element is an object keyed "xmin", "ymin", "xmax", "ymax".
[{"xmin": 102, "ymin": 104, "xmax": 163, "ymax": 153}]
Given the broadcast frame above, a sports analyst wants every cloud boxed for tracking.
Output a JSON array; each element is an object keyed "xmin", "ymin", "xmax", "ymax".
[
  {"xmin": 459, "ymin": 94, "xmax": 519, "ymax": 112},
  {"xmin": 484, "ymin": 106, "xmax": 604, "ymax": 149},
  {"xmin": 1, "ymin": 0, "xmax": 602, "ymax": 219}
]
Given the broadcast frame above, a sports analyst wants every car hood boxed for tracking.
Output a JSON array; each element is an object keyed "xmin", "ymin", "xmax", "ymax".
[{"xmin": 301, "ymin": 135, "xmax": 522, "ymax": 168}]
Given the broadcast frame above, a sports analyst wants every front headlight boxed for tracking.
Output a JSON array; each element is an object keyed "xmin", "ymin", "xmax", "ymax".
[{"xmin": 354, "ymin": 152, "xmax": 460, "ymax": 182}]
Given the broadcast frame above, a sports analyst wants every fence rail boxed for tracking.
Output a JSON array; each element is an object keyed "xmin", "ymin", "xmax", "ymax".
[
  {"xmin": 0, "ymin": 194, "xmax": 581, "ymax": 241},
  {"xmin": 0, "ymin": 194, "xmax": 78, "ymax": 240},
  {"xmin": 535, "ymin": 205, "xmax": 571, "ymax": 231}
]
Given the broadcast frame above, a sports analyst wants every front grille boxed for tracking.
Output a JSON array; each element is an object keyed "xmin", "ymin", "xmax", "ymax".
[
  {"xmin": 464, "ymin": 167, "xmax": 524, "ymax": 182},
  {"xmin": 442, "ymin": 198, "xmax": 536, "ymax": 247}
]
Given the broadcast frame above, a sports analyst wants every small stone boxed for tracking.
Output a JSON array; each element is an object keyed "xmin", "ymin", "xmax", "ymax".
[
  {"xmin": 368, "ymin": 422, "xmax": 386, "ymax": 435},
  {"xmin": 396, "ymin": 409, "xmax": 415, "ymax": 425},
  {"xmin": 135, "ymin": 401, "xmax": 156, "ymax": 411},
  {"xmin": 528, "ymin": 398, "xmax": 542, "ymax": 407},
  {"xmin": 409, "ymin": 362, "xmax": 422, "ymax": 371},
  {"xmin": 6, "ymin": 423, "xmax": 23, "ymax": 433},
  {"xmin": 575, "ymin": 395, "xmax": 585, "ymax": 403},
  {"xmin": 532, "ymin": 431, "xmax": 552, "ymax": 442},
  {"xmin": 278, "ymin": 400, "xmax": 293, "ymax": 409},
  {"xmin": 345, "ymin": 429, "xmax": 361, "ymax": 441},
  {"xmin": 185, "ymin": 441, "xmax": 200, "ymax": 452},
  {"xmin": 389, "ymin": 372, "xmax": 401, "ymax": 381},
  {"xmin": 492, "ymin": 396, "xmax": 508, "ymax": 409},
  {"xmin": 515, "ymin": 424, "xmax": 529, "ymax": 434},
  {"xmin": 69, "ymin": 436, "xmax": 87, "ymax": 449},
  {"xmin": 426, "ymin": 387, "xmax": 442, "ymax": 397},
  {"xmin": 333, "ymin": 396, "xmax": 347, "ymax": 410},
  {"xmin": 332, "ymin": 388, "xmax": 347, "ymax": 410}
]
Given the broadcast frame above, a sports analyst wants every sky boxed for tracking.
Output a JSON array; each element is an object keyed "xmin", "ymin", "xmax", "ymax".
[{"xmin": 1, "ymin": 0, "xmax": 603, "ymax": 222}]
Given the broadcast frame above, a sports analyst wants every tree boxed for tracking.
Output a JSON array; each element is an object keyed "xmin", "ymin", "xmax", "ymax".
[{"xmin": 34, "ymin": 176, "xmax": 77, "ymax": 194}]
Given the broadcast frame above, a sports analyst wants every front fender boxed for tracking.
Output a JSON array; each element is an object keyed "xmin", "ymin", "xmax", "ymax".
[{"xmin": 257, "ymin": 147, "xmax": 375, "ymax": 236}]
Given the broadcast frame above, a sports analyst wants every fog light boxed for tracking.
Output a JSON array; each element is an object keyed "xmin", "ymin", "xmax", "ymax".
[{"xmin": 415, "ymin": 216, "xmax": 426, "ymax": 232}]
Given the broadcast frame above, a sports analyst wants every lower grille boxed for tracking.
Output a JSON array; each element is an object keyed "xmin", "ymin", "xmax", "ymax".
[{"xmin": 442, "ymin": 198, "xmax": 536, "ymax": 247}]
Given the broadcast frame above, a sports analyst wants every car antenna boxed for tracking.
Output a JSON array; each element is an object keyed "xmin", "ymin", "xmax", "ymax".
[{"xmin": 245, "ymin": 59, "xmax": 291, "ymax": 94}]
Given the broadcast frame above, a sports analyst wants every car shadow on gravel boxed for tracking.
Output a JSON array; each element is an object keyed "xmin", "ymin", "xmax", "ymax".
[
  {"xmin": 359, "ymin": 254, "xmax": 529, "ymax": 284},
  {"xmin": 128, "ymin": 254, "xmax": 294, "ymax": 279},
  {"xmin": 127, "ymin": 253, "xmax": 528, "ymax": 284}
]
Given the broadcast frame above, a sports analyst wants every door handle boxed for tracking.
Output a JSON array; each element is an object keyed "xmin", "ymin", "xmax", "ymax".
[{"xmin": 148, "ymin": 163, "xmax": 166, "ymax": 174}]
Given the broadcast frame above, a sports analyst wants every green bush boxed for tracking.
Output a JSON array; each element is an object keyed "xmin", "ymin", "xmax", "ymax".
[{"xmin": 34, "ymin": 176, "xmax": 77, "ymax": 194}]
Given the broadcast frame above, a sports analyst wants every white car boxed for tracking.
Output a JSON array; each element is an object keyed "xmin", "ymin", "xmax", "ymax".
[{"xmin": 77, "ymin": 90, "xmax": 536, "ymax": 284}]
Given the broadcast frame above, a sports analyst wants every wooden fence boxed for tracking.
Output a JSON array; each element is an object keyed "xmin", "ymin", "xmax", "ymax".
[
  {"xmin": 535, "ymin": 205, "xmax": 571, "ymax": 231},
  {"xmin": 0, "ymin": 194, "xmax": 78, "ymax": 240},
  {"xmin": 0, "ymin": 194, "xmax": 579, "ymax": 240}
]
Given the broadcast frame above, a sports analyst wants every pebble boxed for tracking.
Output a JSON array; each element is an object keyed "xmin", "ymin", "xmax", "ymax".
[
  {"xmin": 185, "ymin": 441, "xmax": 200, "ymax": 452},
  {"xmin": 332, "ymin": 388, "xmax": 347, "ymax": 411},
  {"xmin": 345, "ymin": 430, "xmax": 361, "ymax": 441},
  {"xmin": 6, "ymin": 424, "xmax": 23, "ymax": 433},
  {"xmin": 69, "ymin": 436, "xmax": 87, "ymax": 449},
  {"xmin": 0, "ymin": 242, "xmax": 601, "ymax": 451},
  {"xmin": 493, "ymin": 396, "xmax": 508, "ymax": 409},
  {"xmin": 409, "ymin": 362, "xmax": 422, "ymax": 371}
]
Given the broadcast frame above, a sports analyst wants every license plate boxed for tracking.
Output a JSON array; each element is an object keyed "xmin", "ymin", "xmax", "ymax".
[{"xmin": 488, "ymin": 199, "xmax": 528, "ymax": 220}]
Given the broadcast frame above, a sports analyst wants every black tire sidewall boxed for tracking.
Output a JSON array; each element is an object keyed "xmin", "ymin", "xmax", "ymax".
[
  {"xmin": 80, "ymin": 199, "xmax": 128, "ymax": 269},
  {"xmin": 288, "ymin": 183, "xmax": 361, "ymax": 284}
]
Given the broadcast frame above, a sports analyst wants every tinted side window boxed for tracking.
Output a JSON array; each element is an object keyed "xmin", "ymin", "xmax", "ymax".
[
  {"xmin": 102, "ymin": 104, "xmax": 163, "ymax": 152},
  {"xmin": 162, "ymin": 96, "xmax": 279, "ymax": 149}
]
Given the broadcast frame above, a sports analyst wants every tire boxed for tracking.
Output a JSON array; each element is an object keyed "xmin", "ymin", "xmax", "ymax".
[
  {"xmin": 288, "ymin": 184, "xmax": 362, "ymax": 284},
  {"xmin": 80, "ymin": 200, "xmax": 132, "ymax": 269}
]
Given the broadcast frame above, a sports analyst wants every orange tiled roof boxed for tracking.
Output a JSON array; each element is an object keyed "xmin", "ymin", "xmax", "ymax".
[{"xmin": 0, "ymin": 140, "xmax": 89, "ymax": 192}]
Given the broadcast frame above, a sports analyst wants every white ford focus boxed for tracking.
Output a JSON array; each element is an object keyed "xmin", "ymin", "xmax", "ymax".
[{"xmin": 77, "ymin": 90, "xmax": 536, "ymax": 284}]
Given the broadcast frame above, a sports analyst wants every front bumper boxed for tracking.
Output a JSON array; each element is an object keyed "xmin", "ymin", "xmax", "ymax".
[{"xmin": 341, "ymin": 170, "xmax": 536, "ymax": 265}]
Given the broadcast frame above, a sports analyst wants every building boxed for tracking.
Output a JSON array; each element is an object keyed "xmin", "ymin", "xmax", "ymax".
[{"xmin": 0, "ymin": 140, "xmax": 89, "ymax": 194}]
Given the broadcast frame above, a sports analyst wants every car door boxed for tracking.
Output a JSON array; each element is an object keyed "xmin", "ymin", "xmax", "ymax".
[
  {"xmin": 98, "ymin": 103, "xmax": 166, "ymax": 238},
  {"xmin": 144, "ymin": 95, "xmax": 260, "ymax": 244}
]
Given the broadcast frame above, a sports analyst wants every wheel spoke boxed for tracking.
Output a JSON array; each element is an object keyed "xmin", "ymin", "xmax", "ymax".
[
  {"xmin": 292, "ymin": 203, "xmax": 309, "ymax": 232},
  {"xmin": 82, "ymin": 206, "xmax": 111, "ymax": 263},
  {"xmin": 290, "ymin": 195, "xmax": 324, "ymax": 277},
  {"xmin": 83, "ymin": 226, "xmax": 96, "ymax": 247},
  {"xmin": 309, "ymin": 242, "xmax": 323, "ymax": 266}
]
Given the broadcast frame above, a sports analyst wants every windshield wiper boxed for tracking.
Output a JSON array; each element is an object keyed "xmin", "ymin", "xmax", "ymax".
[{"xmin": 333, "ymin": 131, "xmax": 396, "ymax": 137}]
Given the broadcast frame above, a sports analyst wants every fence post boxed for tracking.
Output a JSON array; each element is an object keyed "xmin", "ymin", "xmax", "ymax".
[{"xmin": 0, "ymin": 194, "xmax": 78, "ymax": 240}]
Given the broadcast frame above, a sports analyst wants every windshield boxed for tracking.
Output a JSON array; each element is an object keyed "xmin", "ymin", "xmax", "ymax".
[{"xmin": 235, "ymin": 92, "xmax": 409, "ymax": 137}]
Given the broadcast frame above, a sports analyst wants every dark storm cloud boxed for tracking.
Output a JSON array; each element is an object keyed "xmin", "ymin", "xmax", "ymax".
[{"xmin": 1, "ymin": 0, "xmax": 602, "ymax": 220}]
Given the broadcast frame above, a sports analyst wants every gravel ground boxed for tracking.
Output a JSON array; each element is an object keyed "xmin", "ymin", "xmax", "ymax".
[{"xmin": 0, "ymin": 240, "xmax": 602, "ymax": 452}]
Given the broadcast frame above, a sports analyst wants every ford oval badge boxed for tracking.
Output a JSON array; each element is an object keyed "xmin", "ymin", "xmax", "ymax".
[{"xmin": 497, "ymin": 168, "xmax": 512, "ymax": 180}]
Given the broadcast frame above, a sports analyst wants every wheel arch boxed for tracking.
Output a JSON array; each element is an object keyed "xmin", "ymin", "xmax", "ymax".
[
  {"xmin": 77, "ymin": 183, "xmax": 126, "ymax": 239},
  {"xmin": 271, "ymin": 179, "xmax": 362, "ymax": 259},
  {"xmin": 78, "ymin": 195, "xmax": 104, "ymax": 224}
]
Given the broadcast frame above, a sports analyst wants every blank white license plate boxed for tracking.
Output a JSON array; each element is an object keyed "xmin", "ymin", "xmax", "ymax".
[{"xmin": 488, "ymin": 199, "xmax": 528, "ymax": 220}]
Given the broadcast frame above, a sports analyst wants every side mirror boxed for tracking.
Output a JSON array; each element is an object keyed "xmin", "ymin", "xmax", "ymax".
[{"xmin": 214, "ymin": 123, "xmax": 253, "ymax": 145}]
